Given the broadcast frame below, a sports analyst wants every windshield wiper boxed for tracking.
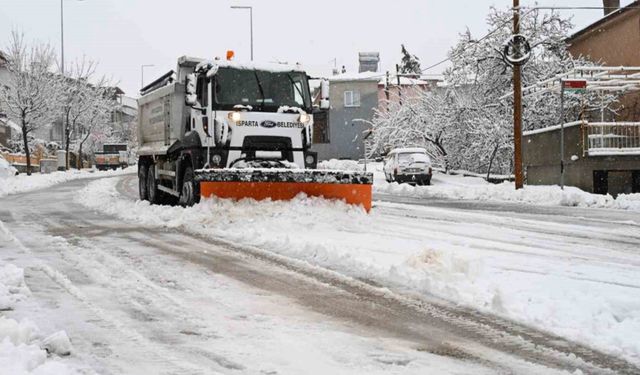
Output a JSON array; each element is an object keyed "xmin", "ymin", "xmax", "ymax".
[{"xmin": 253, "ymin": 70, "xmax": 266, "ymax": 111}]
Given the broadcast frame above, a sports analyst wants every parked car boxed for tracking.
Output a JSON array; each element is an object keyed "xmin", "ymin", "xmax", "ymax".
[{"xmin": 383, "ymin": 148, "xmax": 432, "ymax": 185}]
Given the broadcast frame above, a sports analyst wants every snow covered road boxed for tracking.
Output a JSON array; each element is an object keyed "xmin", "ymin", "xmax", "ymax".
[{"xmin": 0, "ymin": 175, "xmax": 638, "ymax": 374}]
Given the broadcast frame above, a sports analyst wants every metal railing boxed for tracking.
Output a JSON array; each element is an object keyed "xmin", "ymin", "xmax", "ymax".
[{"xmin": 584, "ymin": 122, "xmax": 640, "ymax": 156}]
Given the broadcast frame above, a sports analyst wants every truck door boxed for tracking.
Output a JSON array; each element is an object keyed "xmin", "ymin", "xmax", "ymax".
[{"xmin": 192, "ymin": 75, "xmax": 215, "ymax": 147}]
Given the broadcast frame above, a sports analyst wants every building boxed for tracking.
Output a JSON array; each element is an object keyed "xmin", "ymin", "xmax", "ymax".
[
  {"xmin": 0, "ymin": 51, "xmax": 11, "ymax": 149},
  {"xmin": 523, "ymin": 1, "xmax": 640, "ymax": 196},
  {"xmin": 566, "ymin": 0, "xmax": 640, "ymax": 121},
  {"xmin": 313, "ymin": 71, "xmax": 380, "ymax": 161}
]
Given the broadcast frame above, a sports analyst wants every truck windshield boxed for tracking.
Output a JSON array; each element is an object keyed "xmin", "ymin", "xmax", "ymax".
[{"xmin": 214, "ymin": 68, "xmax": 311, "ymax": 111}]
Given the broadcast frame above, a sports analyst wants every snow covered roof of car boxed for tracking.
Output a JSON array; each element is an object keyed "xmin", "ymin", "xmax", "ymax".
[{"xmin": 388, "ymin": 147, "xmax": 428, "ymax": 154}]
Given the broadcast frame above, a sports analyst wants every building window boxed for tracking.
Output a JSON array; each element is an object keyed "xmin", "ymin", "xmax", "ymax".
[{"xmin": 344, "ymin": 90, "xmax": 360, "ymax": 107}]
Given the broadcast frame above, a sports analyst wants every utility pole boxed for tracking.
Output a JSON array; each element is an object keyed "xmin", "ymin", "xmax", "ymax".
[
  {"xmin": 513, "ymin": 0, "xmax": 524, "ymax": 189},
  {"xmin": 395, "ymin": 64, "xmax": 402, "ymax": 106},
  {"xmin": 385, "ymin": 71, "xmax": 390, "ymax": 111}
]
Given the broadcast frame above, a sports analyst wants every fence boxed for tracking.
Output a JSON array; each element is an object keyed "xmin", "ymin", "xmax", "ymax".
[{"xmin": 584, "ymin": 122, "xmax": 640, "ymax": 156}]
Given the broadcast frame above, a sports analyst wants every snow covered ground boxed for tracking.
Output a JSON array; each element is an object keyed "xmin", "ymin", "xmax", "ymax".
[
  {"xmin": 0, "ymin": 166, "xmax": 134, "ymax": 198},
  {"xmin": 0, "ymin": 166, "xmax": 135, "ymax": 374},
  {"xmin": 0, "ymin": 258, "xmax": 80, "ymax": 375},
  {"xmin": 78, "ymin": 176, "xmax": 640, "ymax": 367}
]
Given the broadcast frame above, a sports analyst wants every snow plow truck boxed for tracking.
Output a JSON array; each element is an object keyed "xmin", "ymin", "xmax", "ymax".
[{"xmin": 137, "ymin": 56, "xmax": 373, "ymax": 210}]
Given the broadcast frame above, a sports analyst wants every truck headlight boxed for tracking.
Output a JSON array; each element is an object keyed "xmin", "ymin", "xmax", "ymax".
[
  {"xmin": 228, "ymin": 111, "xmax": 241, "ymax": 122},
  {"xmin": 298, "ymin": 112, "xmax": 310, "ymax": 124},
  {"xmin": 305, "ymin": 154, "xmax": 315, "ymax": 165},
  {"xmin": 211, "ymin": 154, "xmax": 222, "ymax": 166}
]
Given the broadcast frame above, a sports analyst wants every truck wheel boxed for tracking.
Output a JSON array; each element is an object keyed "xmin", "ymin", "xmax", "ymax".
[
  {"xmin": 138, "ymin": 165, "xmax": 149, "ymax": 201},
  {"xmin": 147, "ymin": 166, "xmax": 161, "ymax": 204},
  {"xmin": 179, "ymin": 167, "xmax": 199, "ymax": 207}
]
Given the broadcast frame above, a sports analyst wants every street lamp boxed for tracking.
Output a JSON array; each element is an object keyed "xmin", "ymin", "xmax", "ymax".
[
  {"xmin": 141, "ymin": 64, "xmax": 155, "ymax": 89},
  {"xmin": 60, "ymin": 0, "xmax": 85, "ymax": 75},
  {"xmin": 230, "ymin": 5, "xmax": 253, "ymax": 61}
]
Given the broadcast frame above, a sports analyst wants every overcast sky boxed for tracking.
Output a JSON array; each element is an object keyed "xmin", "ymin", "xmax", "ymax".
[{"xmin": 0, "ymin": 0, "xmax": 633, "ymax": 96}]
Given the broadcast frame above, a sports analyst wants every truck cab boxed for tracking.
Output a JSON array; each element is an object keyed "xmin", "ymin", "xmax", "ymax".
[{"xmin": 185, "ymin": 59, "xmax": 320, "ymax": 169}]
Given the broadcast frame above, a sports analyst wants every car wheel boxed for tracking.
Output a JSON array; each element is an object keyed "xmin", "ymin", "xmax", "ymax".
[{"xmin": 138, "ymin": 164, "xmax": 148, "ymax": 201}]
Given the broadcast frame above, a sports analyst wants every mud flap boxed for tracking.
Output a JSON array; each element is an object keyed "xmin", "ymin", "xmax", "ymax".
[{"xmin": 195, "ymin": 169, "xmax": 373, "ymax": 212}]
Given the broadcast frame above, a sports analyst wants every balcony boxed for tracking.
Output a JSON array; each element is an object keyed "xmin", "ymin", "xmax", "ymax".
[{"xmin": 584, "ymin": 122, "xmax": 640, "ymax": 156}]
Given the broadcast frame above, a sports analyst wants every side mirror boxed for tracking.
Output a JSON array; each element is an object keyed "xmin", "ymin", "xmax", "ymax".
[
  {"xmin": 320, "ymin": 80, "xmax": 330, "ymax": 109},
  {"xmin": 185, "ymin": 73, "xmax": 197, "ymax": 106}
]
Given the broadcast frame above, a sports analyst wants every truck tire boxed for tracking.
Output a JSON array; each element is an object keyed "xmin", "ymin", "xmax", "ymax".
[
  {"xmin": 147, "ymin": 166, "xmax": 161, "ymax": 204},
  {"xmin": 138, "ymin": 164, "xmax": 149, "ymax": 201},
  {"xmin": 179, "ymin": 167, "xmax": 199, "ymax": 207}
]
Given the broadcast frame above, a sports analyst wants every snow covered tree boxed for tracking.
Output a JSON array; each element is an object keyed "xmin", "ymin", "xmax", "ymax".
[
  {"xmin": 371, "ymin": 7, "xmax": 619, "ymax": 176},
  {"xmin": 59, "ymin": 58, "xmax": 101, "ymax": 169},
  {"xmin": 75, "ymin": 81, "xmax": 117, "ymax": 169},
  {"xmin": 0, "ymin": 31, "xmax": 63, "ymax": 175},
  {"xmin": 399, "ymin": 44, "xmax": 421, "ymax": 77}
]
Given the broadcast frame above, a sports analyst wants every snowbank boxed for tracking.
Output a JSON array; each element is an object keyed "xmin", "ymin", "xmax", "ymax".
[
  {"xmin": 0, "ymin": 260, "xmax": 78, "ymax": 374},
  {"xmin": 78, "ymin": 177, "xmax": 640, "ymax": 365},
  {"xmin": 0, "ymin": 167, "xmax": 134, "ymax": 199},
  {"xmin": 317, "ymin": 159, "xmax": 364, "ymax": 171},
  {"xmin": 0, "ymin": 157, "xmax": 17, "ymax": 179},
  {"xmin": 375, "ymin": 168, "xmax": 640, "ymax": 211}
]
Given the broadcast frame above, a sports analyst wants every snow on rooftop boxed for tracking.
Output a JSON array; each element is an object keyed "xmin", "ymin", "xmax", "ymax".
[
  {"xmin": 0, "ymin": 118, "xmax": 22, "ymax": 134},
  {"xmin": 523, "ymin": 121, "xmax": 585, "ymax": 136},
  {"xmin": 328, "ymin": 71, "xmax": 382, "ymax": 82},
  {"xmin": 378, "ymin": 76, "xmax": 432, "ymax": 86}
]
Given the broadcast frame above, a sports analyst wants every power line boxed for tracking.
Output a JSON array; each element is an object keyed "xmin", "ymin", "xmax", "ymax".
[{"xmin": 335, "ymin": 4, "xmax": 631, "ymax": 83}]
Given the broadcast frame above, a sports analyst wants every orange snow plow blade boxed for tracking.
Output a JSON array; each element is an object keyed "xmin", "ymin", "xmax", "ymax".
[{"xmin": 196, "ymin": 169, "xmax": 373, "ymax": 212}]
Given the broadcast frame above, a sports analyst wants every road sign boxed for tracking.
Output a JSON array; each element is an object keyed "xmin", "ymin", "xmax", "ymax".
[{"xmin": 562, "ymin": 79, "xmax": 587, "ymax": 92}]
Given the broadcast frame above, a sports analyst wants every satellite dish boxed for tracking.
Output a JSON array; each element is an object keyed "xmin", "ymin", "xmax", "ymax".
[{"xmin": 503, "ymin": 34, "xmax": 531, "ymax": 66}]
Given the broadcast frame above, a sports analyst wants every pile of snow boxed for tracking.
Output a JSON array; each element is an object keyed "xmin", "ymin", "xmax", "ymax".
[
  {"xmin": 0, "ymin": 264, "xmax": 30, "ymax": 311},
  {"xmin": 375, "ymin": 169, "xmax": 640, "ymax": 211},
  {"xmin": 317, "ymin": 159, "xmax": 364, "ymax": 171},
  {"xmin": 0, "ymin": 260, "xmax": 77, "ymax": 374},
  {"xmin": 0, "ymin": 167, "xmax": 134, "ymax": 199},
  {"xmin": 78, "ymin": 177, "xmax": 640, "ymax": 365},
  {"xmin": 0, "ymin": 156, "xmax": 17, "ymax": 179}
]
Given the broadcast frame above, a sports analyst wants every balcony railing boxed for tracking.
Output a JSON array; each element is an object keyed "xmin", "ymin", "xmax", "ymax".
[{"xmin": 584, "ymin": 122, "xmax": 640, "ymax": 156}]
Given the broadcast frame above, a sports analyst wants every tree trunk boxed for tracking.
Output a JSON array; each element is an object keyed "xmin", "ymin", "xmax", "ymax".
[
  {"xmin": 21, "ymin": 118, "xmax": 31, "ymax": 176},
  {"xmin": 486, "ymin": 143, "xmax": 499, "ymax": 181},
  {"xmin": 77, "ymin": 143, "xmax": 83, "ymax": 169},
  {"xmin": 64, "ymin": 111, "xmax": 70, "ymax": 170}
]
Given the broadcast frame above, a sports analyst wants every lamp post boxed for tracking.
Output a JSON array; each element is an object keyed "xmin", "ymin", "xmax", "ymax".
[
  {"xmin": 60, "ymin": 0, "xmax": 84, "ymax": 75},
  {"xmin": 141, "ymin": 64, "xmax": 155, "ymax": 89},
  {"xmin": 230, "ymin": 5, "xmax": 253, "ymax": 61},
  {"xmin": 60, "ymin": 0, "xmax": 84, "ymax": 170}
]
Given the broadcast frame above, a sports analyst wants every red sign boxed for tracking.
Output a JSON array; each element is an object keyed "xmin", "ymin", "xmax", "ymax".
[{"xmin": 562, "ymin": 80, "xmax": 587, "ymax": 90}]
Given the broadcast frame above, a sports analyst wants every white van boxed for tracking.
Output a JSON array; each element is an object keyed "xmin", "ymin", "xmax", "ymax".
[{"xmin": 383, "ymin": 148, "xmax": 432, "ymax": 185}]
